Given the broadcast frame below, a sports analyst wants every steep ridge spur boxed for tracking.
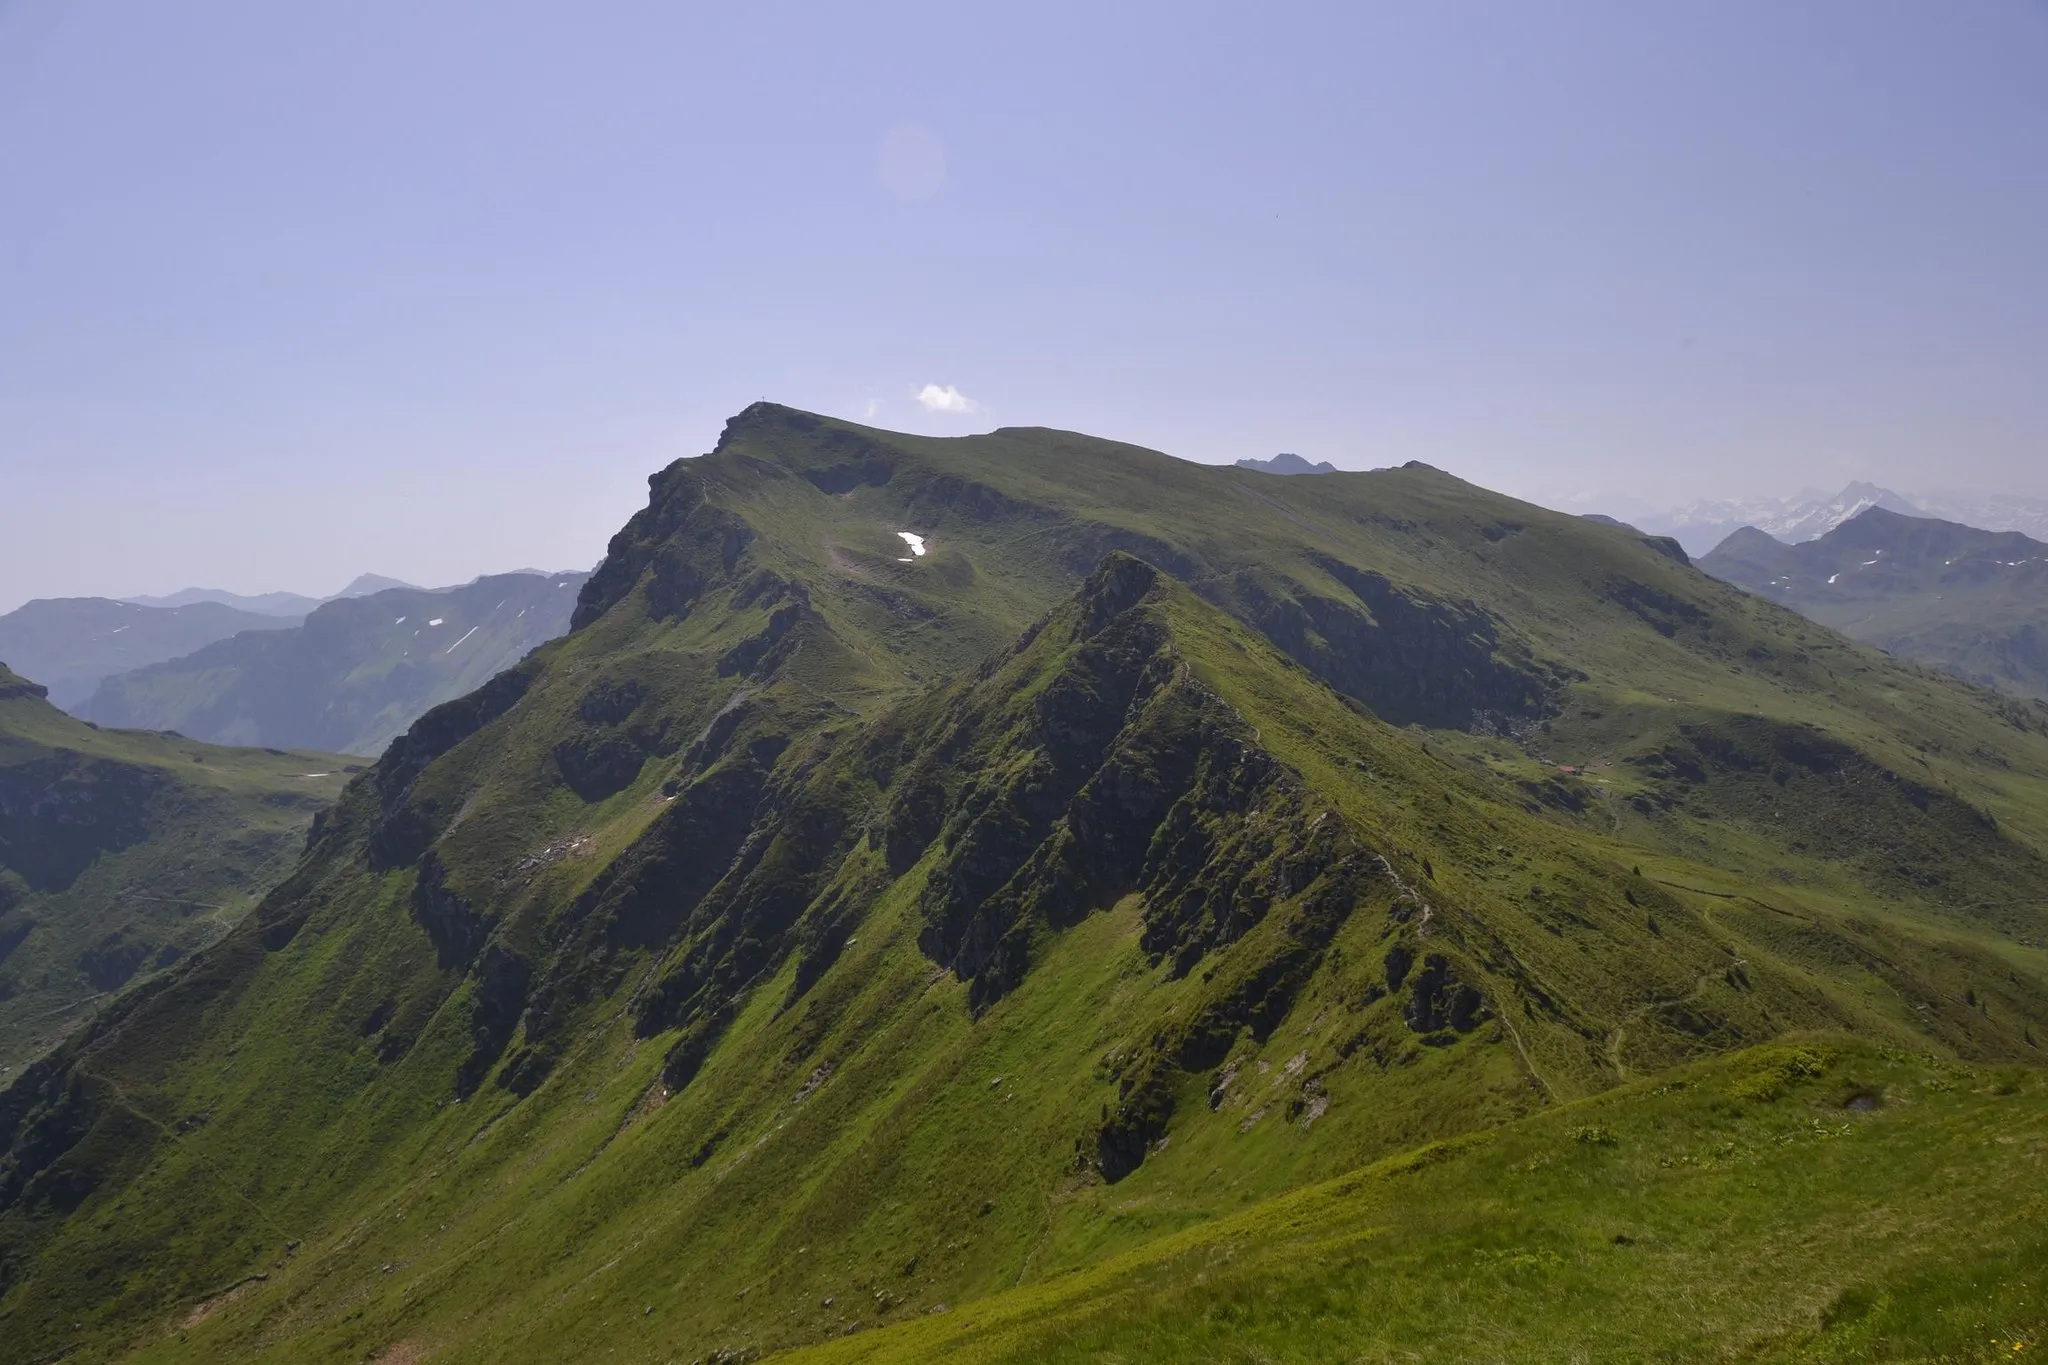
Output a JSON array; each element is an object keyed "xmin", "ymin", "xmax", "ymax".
[{"xmin": 2, "ymin": 406, "xmax": 2047, "ymax": 1363}]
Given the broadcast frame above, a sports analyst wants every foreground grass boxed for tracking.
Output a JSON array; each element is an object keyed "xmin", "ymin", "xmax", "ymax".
[{"xmin": 786, "ymin": 1039, "xmax": 2048, "ymax": 1364}]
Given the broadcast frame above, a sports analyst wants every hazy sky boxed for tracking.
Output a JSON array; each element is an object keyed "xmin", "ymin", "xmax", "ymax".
[{"xmin": 4, "ymin": 1, "xmax": 2046, "ymax": 610}]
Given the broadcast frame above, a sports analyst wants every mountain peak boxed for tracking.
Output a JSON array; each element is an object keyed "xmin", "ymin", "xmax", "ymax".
[
  {"xmin": 715, "ymin": 400, "xmax": 830, "ymax": 452},
  {"xmin": 1235, "ymin": 452, "xmax": 1337, "ymax": 475},
  {"xmin": 1074, "ymin": 551, "xmax": 1166, "ymax": 635},
  {"xmin": 1717, "ymin": 525, "xmax": 1788, "ymax": 552},
  {"xmin": 336, "ymin": 573, "xmax": 418, "ymax": 598},
  {"xmin": 1639, "ymin": 481, "xmax": 1924, "ymax": 555}
]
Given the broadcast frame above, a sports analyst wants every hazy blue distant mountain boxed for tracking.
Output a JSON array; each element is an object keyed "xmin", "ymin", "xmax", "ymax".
[
  {"xmin": 122, "ymin": 587, "xmax": 325, "ymax": 616},
  {"xmin": 1700, "ymin": 506, "xmax": 2048, "ymax": 699},
  {"xmin": 82, "ymin": 571, "xmax": 588, "ymax": 755},
  {"xmin": 0, "ymin": 598, "xmax": 300, "ymax": 710},
  {"xmin": 1912, "ymin": 489, "xmax": 2048, "ymax": 542},
  {"xmin": 124, "ymin": 573, "xmax": 421, "ymax": 617},
  {"xmin": 335, "ymin": 573, "xmax": 420, "ymax": 597},
  {"xmin": 1234, "ymin": 452, "xmax": 1337, "ymax": 475},
  {"xmin": 1638, "ymin": 482, "xmax": 1924, "ymax": 556}
]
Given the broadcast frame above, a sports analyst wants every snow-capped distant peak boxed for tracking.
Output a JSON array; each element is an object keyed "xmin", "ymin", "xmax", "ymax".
[{"xmin": 1637, "ymin": 483, "xmax": 1925, "ymax": 555}]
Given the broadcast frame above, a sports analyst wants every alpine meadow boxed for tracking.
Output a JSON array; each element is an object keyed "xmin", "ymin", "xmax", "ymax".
[{"xmin": 4, "ymin": 406, "xmax": 2045, "ymax": 1363}]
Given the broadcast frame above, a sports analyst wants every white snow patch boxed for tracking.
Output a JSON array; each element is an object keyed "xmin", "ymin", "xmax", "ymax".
[
  {"xmin": 897, "ymin": 531, "xmax": 927, "ymax": 557},
  {"xmin": 395, "ymin": 616, "xmax": 407, "ymax": 625},
  {"xmin": 428, "ymin": 618, "xmax": 445, "ymax": 627},
  {"xmin": 1827, "ymin": 573, "xmax": 1841, "ymax": 584},
  {"xmin": 445, "ymin": 625, "xmax": 480, "ymax": 654}
]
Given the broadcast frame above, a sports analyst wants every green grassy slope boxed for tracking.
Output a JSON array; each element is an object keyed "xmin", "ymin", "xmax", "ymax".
[
  {"xmin": 0, "ymin": 663, "xmax": 353, "ymax": 1070},
  {"xmin": 80, "ymin": 572, "xmax": 588, "ymax": 756},
  {"xmin": 1702, "ymin": 508, "xmax": 2048, "ymax": 699},
  {"xmin": 0, "ymin": 598, "xmax": 299, "ymax": 711},
  {"xmin": 787, "ymin": 1038, "xmax": 2048, "ymax": 1364},
  {"xmin": 2, "ymin": 405, "xmax": 2046, "ymax": 1364}
]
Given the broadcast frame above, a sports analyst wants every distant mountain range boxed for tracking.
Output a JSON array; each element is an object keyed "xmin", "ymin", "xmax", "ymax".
[
  {"xmin": 1636, "ymin": 483, "xmax": 2048, "ymax": 556},
  {"xmin": 1699, "ymin": 506, "xmax": 2048, "ymax": 699},
  {"xmin": 1234, "ymin": 452, "xmax": 1337, "ymax": 474},
  {"xmin": 123, "ymin": 572, "xmax": 421, "ymax": 617},
  {"xmin": 1, "ymin": 571, "xmax": 585, "ymax": 746},
  {"xmin": 0, "ymin": 598, "xmax": 300, "ymax": 710},
  {"xmin": 81, "ymin": 570, "xmax": 589, "ymax": 755}
]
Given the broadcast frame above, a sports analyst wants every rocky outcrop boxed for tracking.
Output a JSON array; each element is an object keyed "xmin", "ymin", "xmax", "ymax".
[
  {"xmin": 1401, "ymin": 954, "xmax": 1487, "ymax": 1035},
  {"xmin": 411, "ymin": 850, "xmax": 490, "ymax": 971},
  {"xmin": 572, "ymin": 464, "xmax": 710, "ymax": 631},
  {"xmin": 0, "ymin": 670, "xmax": 47, "ymax": 703},
  {"xmin": 1095, "ymin": 829, "xmax": 1386, "ymax": 1182},
  {"xmin": 455, "ymin": 943, "xmax": 534, "ymax": 1098},
  {"xmin": 364, "ymin": 662, "xmax": 539, "ymax": 869}
]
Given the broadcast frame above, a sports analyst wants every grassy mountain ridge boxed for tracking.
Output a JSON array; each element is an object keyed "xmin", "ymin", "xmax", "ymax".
[
  {"xmin": 1, "ymin": 405, "xmax": 2045, "ymax": 1362},
  {"xmin": 1701, "ymin": 507, "xmax": 2048, "ymax": 699},
  {"xmin": 0, "ymin": 599, "xmax": 300, "ymax": 711},
  {"xmin": 0, "ymin": 661, "xmax": 352, "ymax": 1070},
  {"xmin": 80, "ymin": 571, "xmax": 589, "ymax": 756}
]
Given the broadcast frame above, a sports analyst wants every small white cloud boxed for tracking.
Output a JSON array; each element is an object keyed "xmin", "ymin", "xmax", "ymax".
[
  {"xmin": 916, "ymin": 383, "xmax": 976, "ymax": 414},
  {"xmin": 862, "ymin": 397, "xmax": 883, "ymax": 419}
]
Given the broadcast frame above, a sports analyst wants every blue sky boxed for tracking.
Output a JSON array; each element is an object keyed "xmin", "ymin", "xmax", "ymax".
[{"xmin": 3, "ymin": 0, "xmax": 2046, "ymax": 607}]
